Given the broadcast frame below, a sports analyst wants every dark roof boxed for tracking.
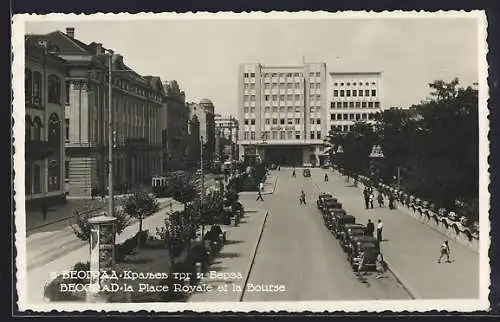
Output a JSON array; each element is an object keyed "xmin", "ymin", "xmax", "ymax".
[{"xmin": 25, "ymin": 31, "xmax": 90, "ymax": 54}]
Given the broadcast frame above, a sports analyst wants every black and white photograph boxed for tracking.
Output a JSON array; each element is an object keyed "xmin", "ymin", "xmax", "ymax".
[{"xmin": 12, "ymin": 11, "xmax": 489, "ymax": 312}]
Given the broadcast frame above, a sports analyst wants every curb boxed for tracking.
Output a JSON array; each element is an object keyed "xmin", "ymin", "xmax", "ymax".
[
  {"xmin": 262, "ymin": 176, "xmax": 278, "ymax": 195},
  {"xmin": 239, "ymin": 210, "xmax": 269, "ymax": 301},
  {"xmin": 382, "ymin": 259, "xmax": 419, "ymax": 300}
]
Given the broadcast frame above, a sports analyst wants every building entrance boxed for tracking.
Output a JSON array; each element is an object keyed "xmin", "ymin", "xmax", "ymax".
[{"xmin": 264, "ymin": 146, "xmax": 303, "ymax": 166}]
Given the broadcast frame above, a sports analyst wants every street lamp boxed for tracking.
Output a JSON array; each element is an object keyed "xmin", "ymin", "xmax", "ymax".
[
  {"xmin": 369, "ymin": 144, "xmax": 384, "ymax": 185},
  {"xmin": 200, "ymin": 135, "xmax": 205, "ymax": 202}
]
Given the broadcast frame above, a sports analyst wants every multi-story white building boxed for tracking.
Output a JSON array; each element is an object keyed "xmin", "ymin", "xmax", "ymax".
[
  {"xmin": 238, "ymin": 62, "xmax": 328, "ymax": 166},
  {"xmin": 328, "ymin": 72, "xmax": 383, "ymax": 133}
]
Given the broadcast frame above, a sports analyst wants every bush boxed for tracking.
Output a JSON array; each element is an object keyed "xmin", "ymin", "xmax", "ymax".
[{"xmin": 116, "ymin": 230, "xmax": 149, "ymax": 262}]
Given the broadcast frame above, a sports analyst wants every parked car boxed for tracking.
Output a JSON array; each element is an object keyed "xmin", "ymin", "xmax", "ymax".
[
  {"xmin": 348, "ymin": 239, "xmax": 380, "ymax": 271},
  {"xmin": 321, "ymin": 163, "xmax": 331, "ymax": 169},
  {"xmin": 346, "ymin": 235, "xmax": 380, "ymax": 258},
  {"xmin": 337, "ymin": 223, "xmax": 364, "ymax": 243},
  {"xmin": 341, "ymin": 225, "xmax": 368, "ymax": 252},
  {"xmin": 325, "ymin": 209, "xmax": 347, "ymax": 230},
  {"xmin": 322, "ymin": 199, "xmax": 343, "ymax": 215},
  {"xmin": 333, "ymin": 215, "xmax": 356, "ymax": 239},
  {"xmin": 303, "ymin": 169, "xmax": 311, "ymax": 177},
  {"xmin": 317, "ymin": 193, "xmax": 334, "ymax": 210}
]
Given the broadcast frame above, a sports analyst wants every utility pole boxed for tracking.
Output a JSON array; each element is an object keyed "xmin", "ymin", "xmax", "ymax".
[
  {"xmin": 107, "ymin": 50, "xmax": 114, "ymax": 217},
  {"xmin": 200, "ymin": 135, "xmax": 205, "ymax": 202}
]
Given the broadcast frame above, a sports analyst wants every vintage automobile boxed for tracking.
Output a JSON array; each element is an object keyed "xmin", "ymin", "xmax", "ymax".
[
  {"xmin": 322, "ymin": 199, "xmax": 343, "ymax": 215},
  {"xmin": 332, "ymin": 214, "xmax": 356, "ymax": 238},
  {"xmin": 325, "ymin": 209, "xmax": 347, "ymax": 230},
  {"xmin": 303, "ymin": 168, "xmax": 311, "ymax": 177},
  {"xmin": 348, "ymin": 239, "xmax": 380, "ymax": 271},
  {"xmin": 341, "ymin": 225, "xmax": 369, "ymax": 252},
  {"xmin": 337, "ymin": 223, "xmax": 364, "ymax": 243},
  {"xmin": 317, "ymin": 193, "xmax": 335, "ymax": 210}
]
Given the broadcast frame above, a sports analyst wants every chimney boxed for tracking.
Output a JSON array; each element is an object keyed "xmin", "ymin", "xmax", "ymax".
[
  {"xmin": 66, "ymin": 27, "xmax": 75, "ymax": 39},
  {"xmin": 95, "ymin": 43, "xmax": 103, "ymax": 55}
]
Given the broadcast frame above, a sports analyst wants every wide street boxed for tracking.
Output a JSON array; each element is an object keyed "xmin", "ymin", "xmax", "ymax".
[
  {"xmin": 242, "ymin": 168, "xmax": 411, "ymax": 301},
  {"xmin": 242, "ymin": 167, "xmax": 479, "ymax": 301}
]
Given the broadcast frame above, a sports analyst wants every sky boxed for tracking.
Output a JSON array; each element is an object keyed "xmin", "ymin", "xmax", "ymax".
[{"xmin": 24, "ymin": 14, "xmax": 481, "ymax": 117}]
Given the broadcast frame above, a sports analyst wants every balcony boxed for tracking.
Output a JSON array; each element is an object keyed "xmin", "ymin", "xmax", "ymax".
[{"xmin": 25, "ymin": 139, "xmax": 57, "ymax": 159}]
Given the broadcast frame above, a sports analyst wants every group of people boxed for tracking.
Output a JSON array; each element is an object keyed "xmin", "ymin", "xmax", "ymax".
[
  {"xmin": 363, "ymin": 186, "xmax": 396, "ymax": 210},
  {"xmin": 365, "ymin": 218, "xmax": 384, "ymax": 243}
]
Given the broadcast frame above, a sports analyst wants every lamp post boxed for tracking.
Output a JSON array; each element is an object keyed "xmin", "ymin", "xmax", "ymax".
[
  {"xmin": 200, "ymin": 135, "xmax": 205, "ymax": 202},
  {"xmin": 369, "ymin": 144, "xmax": 384, "ymax": 185}
]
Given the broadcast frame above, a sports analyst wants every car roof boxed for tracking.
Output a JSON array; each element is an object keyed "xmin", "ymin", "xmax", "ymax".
[
  {"xmin": 345, "ymin": 223, "xmax": 363, "ymax": 228},
  {"xmin": 353, "ymin": 235, "xmax": 377, "ymax": 242},
  {"xmin": 340, "ymin": 214, "xmax": 355, "ymax": 219}
]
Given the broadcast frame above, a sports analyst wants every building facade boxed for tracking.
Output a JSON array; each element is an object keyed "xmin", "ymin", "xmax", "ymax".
[
  {"xmin": 328, "ymin": 72, "xmax": 383, "ymax": 133},
  {"xmin": 188, "ymin": 99, "xmax": 216, "ymax": 165},
  {"xmin": 28, "ymin": 28, "xmax": 164, "ymax": 196},
  {"xmin": 25, "ymin": 36, "xmax": 67, "ymax": 208},
  {"xmin": 162, "ymin": 81, "xmax": 190, "ymax": 172},
  {"xmin": 215, "ymin": 115, "xmax": 239, "ymax": 162},
  {"xmin": 238, "ymin": 62, "xmax": 328, "ymax": 166}
]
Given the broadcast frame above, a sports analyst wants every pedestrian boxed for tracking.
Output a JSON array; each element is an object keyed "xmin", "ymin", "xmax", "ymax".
[
  {"xmin": 377, "ymin": 193, "xmax": 384, "ymax": 208},
  {"xmin": 357, "ymin": 251, "xmax": 367, "ymax": 276},
  {"xmin": 366, "ymin": 219, "xmax": 375, "ymax": 237},
  {"xmin": 259, "ymin": 181, "xmax": 264, "ymax": 192},
  {"xmin": 388, "ymin": 193, "xmax": 395, "ymax": 210},
  {"xmin": 292, "ymin": 169, "xmax": 296, "ymax": 177},
  {"xmin": 256, "ymin": 189, "xmax": 264, "ymax": 201},
  {"xmin": 324, "ymin": 173, "xmax": 329, "ymax": 182},
  {"xmin": 363, "ymin": 188, "xmax": 369, "ymax": 209},
  {"xmin": 375, "ymin": 252, "xmax": 386, "ymax": 279},
  {"xmin": 299, "ymin": 190, "xmax": 306, "ymax": 205},
  {"xmin": 41, "ymin": 203, "xmax": 48, "ymax": 221},
  {"xmin": 369, "ymin": 192, "xmax": 374, "ymax": 209},
  {"xmin": 438, "ymin": 240, "xmax": 451, "ymax": 263},
  {"xmin": 376, "ymin": 219, "xmax": 384, "ymax": 242}
]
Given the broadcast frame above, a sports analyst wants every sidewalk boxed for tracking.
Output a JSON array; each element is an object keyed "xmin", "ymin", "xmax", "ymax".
[
  {"xmin": 239, "ymin": 172, "xmax": 278, "ymax": 196},
  {"xmin": 188, "ymin": 196, "xmax": 269, "ymax": 302},
  {"xmin": 319, "ymin": 171, "xmax": 479, "ymax": 299},
  {"xmin": 25, "ymin": 200, "xmax": 184, "ymax": 305}
]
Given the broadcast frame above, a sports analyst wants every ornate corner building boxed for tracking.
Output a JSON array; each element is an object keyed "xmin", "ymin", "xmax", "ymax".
[
  {"xmin": 27, "ymin": 28, "xmax": 164, "ymax": 197},
  {"xmin": 24, "ymin": 36, "xmax": 68, "ymax": 209}
]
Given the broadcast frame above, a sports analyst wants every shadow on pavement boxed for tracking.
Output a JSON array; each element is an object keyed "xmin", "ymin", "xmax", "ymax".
[
  {"xmin": 224, "ymin": 240, "xmax": 244, "ymax": 245},
  {"xmin": 216, "ymin": 252, "xmax": 241, "ymax": 259}
]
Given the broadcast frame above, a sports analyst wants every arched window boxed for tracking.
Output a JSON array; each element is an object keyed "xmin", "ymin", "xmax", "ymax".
[
  {"xmin": 32, "ymin": 116, "xmax": 42, "ymax": 141},
  {"xmin": 25, "ymin": 115, "xmax": 32, "ymax": 140},
  {"xmin": 25, "ymin": 68, "xmax": 32, "ymax": 103},
  {"xmin": 48, "ymin": 74, "xmax": 61, "ymax": 104},
  {"xmin": 48, "ymin": 113, "xmax": 61, "ymax": 147},
  {"xmin": 33, "ymin": 71, "xmax": 42, "ymax": 105},
  {"xmin": 48, "ymin": 158, "xmax": 60, "ymax": 192}
]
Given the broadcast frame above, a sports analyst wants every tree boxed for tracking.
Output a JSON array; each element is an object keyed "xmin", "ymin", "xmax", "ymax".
[
  {"xmin": 71, "ymin": 208, "xmax": 132, "ymax": 242},
  {"xmin": 169, "ymin": 173, "xmax": 200, "ymax": 211},
  {"xmin": 122, "ymin": 192, "xmax": 159, "ymax": 249}
]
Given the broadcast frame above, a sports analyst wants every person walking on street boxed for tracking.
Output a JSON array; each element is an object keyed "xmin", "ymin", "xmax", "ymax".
[
  {"xmin": 377, "ymin": 192, "xmax": 384, "ymax": 208},
  {"xmin": 376, "ymin": 219, "xmax": 384, "ymax": 242},
  {"xmin": 259, "ymin": 181, "xmax": 264, "ymax": 192},
  {"xmin": 363, "ymin": 188, "xmax": 369, "ymax": 209},
  {"xmin": 357, "ymin": 251, "xmax": 367, "ymax": 276},
  {"xmin": 388, "ymin": 193, "xmax": 395, "ymax": 209},
  {"xmin": 41, "ymin": 203, "xmax": 48, "ymax": 221},
  {"xmin": 369, "ymin": 192, "xmax": 375, "ymax": 209},
  {"xmin": 438, "ymin": 240, "xmax": 451, "ymax": 263},
  {"xmin": 299, "ymin": 190, "xmax": 306, "ymax": 205},
  {"xmin": 324, "ymin": 173, "xmax": 329, "ymax": 182},
  {"xmin": 375, "ymin": 252, "xmax": 386, "ymax": 279},
  {"xmin": 292, "ymin": 169, "xmax": 296, "ymax": 177},
  {"xmin": 366, "ymin": 219, "xmax": 375, "ymax": 237},
  {"xmin": 256, "ymin": 189, "xmax": 264, "ymax": 201}
]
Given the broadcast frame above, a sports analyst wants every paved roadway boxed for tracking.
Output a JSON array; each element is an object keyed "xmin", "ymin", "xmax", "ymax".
[
  {"xmin": 243, "ymin": 168, "xmax": 411, "ymax": 301},
  {"xmin": 25, "ymin": 175, "xmax": 216, "ymax": 272}
]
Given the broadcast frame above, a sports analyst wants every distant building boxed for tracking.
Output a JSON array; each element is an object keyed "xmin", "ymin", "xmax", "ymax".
[
  {"xmin": 24, "ymin": 36, "xmax": 68, "ymax": 208},
  {"xmin": 188, "ymin": 99, "xmax": 216, "ymax": 165},
  {"xmin": 162, "ymin": 80, "xmax": 190, "ymax": 172},
  {"xmin": 215, "ymin": 115, "xmax": 239, "ymax": 162},
  {"xmin": 328, "ymin": 72, "xmax": 383, "ymax": 133},
  {"xmin": 27, "ymin": 27, "xmax": 164, "ymax": 196},
  {"xmin": 237, "ymin": 62, "xmax": 328, "ymax": 166}
]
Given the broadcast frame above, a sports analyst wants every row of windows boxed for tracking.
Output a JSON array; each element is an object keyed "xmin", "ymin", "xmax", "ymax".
[
  {"xmin": 330, "ymin": 113, "xmax": 376, "ymax": 121},
  {"xmin": 244, "ymin": 130, "xmax": 322, "ymax": 140},
  {"xmin": 330, "ymin": 101, "xmax": 381, "ymax": 109},
  {"xmin": 244, "ymin": 118, "xmax": 323, "ymax": 126},
  {"xmin": 25, "ymin": 68, "xmax": 62, "ymax": 105},
  {"xmin": 331, "ymin": 125, "xmax": 357, "ymax": 133},
  {"xmin": 334, "ymin": 81, "xmax": 376, "ymax": 86},
  {"xmin": 334, "ymin": 89, "xmax": 377, "ymax": 97},
  {"xmin": 244, "ymin": 106, "xmax": 322, "ymax": 114},
  {"xmin": 25, "ymin": 113, "xmax": 61, "ymax": 143},
  {"xmin": 244, "ymin": 72, "xmax": 322, "ymax": 78}
]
